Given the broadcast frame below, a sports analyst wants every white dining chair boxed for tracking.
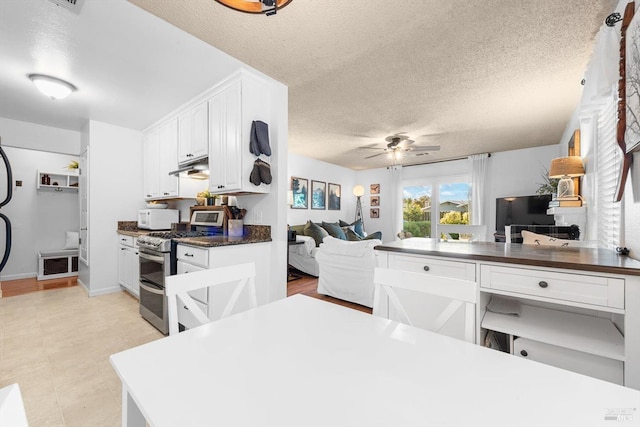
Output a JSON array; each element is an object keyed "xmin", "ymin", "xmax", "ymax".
[
  {"xmin": 373, "ymin": 267, "xmax": 477, "ymax": 343},
  {"xmin": 166, "ymin": 262, "xmax": 257, "ymax": 335},
  {"xmin": 0, "ymin": 383, "xmax": 29, "ymax": 427}
]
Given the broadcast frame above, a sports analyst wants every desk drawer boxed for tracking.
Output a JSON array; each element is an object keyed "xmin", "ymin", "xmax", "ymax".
[
  {"xmin": 389, "ymin": 254, "xmax": 475, "ymax": 281},
  {"xmin": 177, "ymin": 245, "xmax": 209, "ymax": 268},
  {"xmin": 513, "ymin": 338, "xmax": 623, "ymax": 385},
  {"xmin": 480, "ymin": 265, "xmax": 624, "ymax": 309}
]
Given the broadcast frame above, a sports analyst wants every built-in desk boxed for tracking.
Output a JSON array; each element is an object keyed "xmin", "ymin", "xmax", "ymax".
[{"xmin": 375, "ymin": 238, "xmax": 640, "ymax": 389}]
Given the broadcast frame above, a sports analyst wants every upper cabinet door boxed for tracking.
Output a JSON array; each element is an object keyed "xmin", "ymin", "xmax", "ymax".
[
  {"xmin": 178, "ymin": 102, "xmax": 209, "ymax": 164},
  {"xmin": 143, "ymin": 129, "xmax": 160, "ymax": 199},
  {"xmin": 159, "ymin": 119, "xmax": 179, "ymax": 197},
  {"xmin": 209, "ymin": 80, "xmax": 242, "ymax": 193}
]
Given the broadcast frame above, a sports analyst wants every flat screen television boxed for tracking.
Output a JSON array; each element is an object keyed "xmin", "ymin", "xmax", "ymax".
[{"xmin": 495, "ymin": 194, "xmax": 554, "ymax": 233}]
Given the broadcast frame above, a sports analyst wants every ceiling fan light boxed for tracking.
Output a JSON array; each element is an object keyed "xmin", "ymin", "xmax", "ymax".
[
  {"xmin": 28, "ymin": 74, "xmax": 77, "ymax": 100},
  {"xmin": 214, "ymin": 0, "xmax": 293, "ymax": 15}
]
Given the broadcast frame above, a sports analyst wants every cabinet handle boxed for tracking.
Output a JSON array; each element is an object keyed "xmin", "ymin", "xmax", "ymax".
[
  {"xmin": 538, "ymin": 281, "xmax": 548, "ymax": 288},
  {"xmin": 185, "ymin": 253, "xmax": 194, "ymax": 257},
  {"xmin": 423, "ymin": 265, "xmax": 430, "ymax": 272},
  {"xmin": 120, "ymin": 248, "xmax": 126, "ymax": 251},
  {"xmin": 520, "ymin": 350, "xmax": 528, "ymax": 357},
  {"xmin": 184, "ymin": 305, "xmax": 189, "ymax": 310}
]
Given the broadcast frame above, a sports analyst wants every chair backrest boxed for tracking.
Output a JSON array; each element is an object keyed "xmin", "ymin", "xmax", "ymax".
[
  {"xmin": 0, "ymin": 384, "xmax": 29, "ymax": 427},
  {"xmin": 166, "ymin": 262, "xmax": 257, "ymax": 335},
  {"xmin": 438, "ymin": 224, "xmax": 487, "ymax": 242},
  {"xmin": 373, "ymin": 267, "xmax": 477, "ymax": 343}
]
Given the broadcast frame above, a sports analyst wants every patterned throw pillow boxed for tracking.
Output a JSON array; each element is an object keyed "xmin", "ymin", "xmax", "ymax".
[
  {"xmin": 304, "ymin": 221, "xmax": 329, "ymax": 247},
  {"xmin": 321, "ymin": 222, "xmax": 347, "ymax": 240},
  {"xmin": 521, "ymin": 230, "xmax": 575, "ymax": 247},
  {"xmin": 339, "ymin": 219, "xmax": 365, "ymax": 238}
]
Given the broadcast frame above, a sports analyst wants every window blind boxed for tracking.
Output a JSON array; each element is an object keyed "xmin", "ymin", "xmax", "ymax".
[{"xmin": 595, "ymin": 93, "xmax": 621, "ymax": 249}]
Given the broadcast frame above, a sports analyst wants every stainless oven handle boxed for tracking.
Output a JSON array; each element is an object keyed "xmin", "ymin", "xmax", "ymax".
[
  {"xmin": 139, "ymin": 251, "xmax": 166, "ymax": 263},
  {"xmin": 139, "ymin": 280, "xmax": 164, "ymax": 295}
]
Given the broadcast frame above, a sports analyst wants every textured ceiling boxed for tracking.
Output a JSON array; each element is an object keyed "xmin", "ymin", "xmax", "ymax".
[{"xmin": 129, "ymin": 0, "xmax": 616, "ymax": 170}]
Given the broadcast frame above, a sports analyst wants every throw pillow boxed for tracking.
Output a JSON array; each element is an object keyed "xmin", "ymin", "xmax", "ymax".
[
  {"xmin": 290, "ymin": 224, "xmax": 306, "ymax": 236},
  {"xmin": 344, "ymin": 228, "xmax": 363, "ymax": 241},
  {"xmin": 304, "ymin": 221, "xmax": 329, "ymax": 247},
  {"xmin": 521, "ymin": 230, "xmax": 574, "ymax": 247},
  {"xmin": 364, "ymin": 231, "xmax": 382, "ymax": 241},
  {"xmin": 321, "ymin": 221, "xmax": 347, "ymax": 240},
  {"xmin": 339, "ymin": 219, "xmax": 365, "ymax": 238}
]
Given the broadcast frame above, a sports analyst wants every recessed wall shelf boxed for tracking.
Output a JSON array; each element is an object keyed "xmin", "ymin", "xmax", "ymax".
[{"xmin": 37, "ymin": 171, "xmax": 79, "ymax": 192}]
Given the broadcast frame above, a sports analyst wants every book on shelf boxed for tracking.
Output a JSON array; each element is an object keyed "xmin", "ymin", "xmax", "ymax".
[{"xmin": 548, "ymin": 199, "xmax": 582, "ymax": 207}]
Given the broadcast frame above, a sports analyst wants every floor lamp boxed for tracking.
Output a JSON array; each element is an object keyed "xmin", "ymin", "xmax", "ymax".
[{"xmin": 353, "ymin": 185, "xmax": 364, "ymax": 226}]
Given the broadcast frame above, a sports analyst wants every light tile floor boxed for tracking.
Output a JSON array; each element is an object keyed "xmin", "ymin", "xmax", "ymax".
[{"xmin": 0, "ymin": 286, "xmax": 163, "ymax": 427}]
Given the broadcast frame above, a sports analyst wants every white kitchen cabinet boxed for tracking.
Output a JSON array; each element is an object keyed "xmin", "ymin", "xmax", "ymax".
[
  {"xmin": 208, "ymin": 72, "xmax": 270, "ymax": 194},
  {"xmin": 143, "ymin": 129, "xmax": 160, "ymax": 199},
  {"xmin": 118, "ymin": 234, "xmax": 139, "ymax": 298},
  {"xmin": 158, "ymin": 120, "xmax": 179, "ymax": 198},
  {"xmin": 178, "ymin": 102, "xmax": 208, "ymax": 164},
  {"xmin": 176, "ymin": 242, "xmax": 270, "ymax": 330}
]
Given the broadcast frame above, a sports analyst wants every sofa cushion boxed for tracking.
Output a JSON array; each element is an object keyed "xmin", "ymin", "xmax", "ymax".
[
  {"xmin": 364, "ymin": 231, "xmax": 382, "ymax": 241},
  {"xmin": 339, "ymin": 219, "xmax": 365, "ymax": 238},
  {"xmin": 290, "ymin": 224, "xmax": 306, "ymax": 236},
  {"xmin": 344, "ymin": 228, "xmax": 382, "ymax": 242},
  {"xmin": 321, "ymin": 221, "xmax": 347, "ymax": 240},
  {"xmin": 304, "ymin": 221, "xmax": 329, "ymax": 247}
]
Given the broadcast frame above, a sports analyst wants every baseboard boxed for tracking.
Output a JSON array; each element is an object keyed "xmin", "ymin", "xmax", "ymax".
[
  {"xmin": 1, "ymin": 272, "xmax": 37, "ymax": 281},
  {"xmin": 77, "ymin": 278, "xmax": 89, "ymax": 296},
  {"xmin": 88, "ymin": 285, "xmax": 123, "ymax": 297}
]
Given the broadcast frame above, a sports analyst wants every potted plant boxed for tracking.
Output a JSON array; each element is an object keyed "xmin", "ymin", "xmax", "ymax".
[
  {"xmin": 197, "ymin": 190, "xmax": 217, "ymax": 206},
  {"xmin": 536, "ymin": 166, "xmax": 559, "ymax": 198},
  {"xmin": 66, "ymin": 160, "xmax": 79, "ymax": 174}
]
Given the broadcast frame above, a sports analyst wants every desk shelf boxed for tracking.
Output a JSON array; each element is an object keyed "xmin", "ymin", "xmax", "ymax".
[{"xmin": 481, "ymin": 304, "xmax": 624, "ymax": 361}]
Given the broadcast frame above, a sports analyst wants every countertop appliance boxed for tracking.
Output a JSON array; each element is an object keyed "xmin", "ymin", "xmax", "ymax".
[
  {"xmin": 0, "ymin": 138, "xmax": 13, "ymax": 276},
  {"xmin": 137, "ymin": 209, "xmax": 179, "ymax": 230},
  {"xmin": 137, "ymin": 208, "xmax": 226, "ymax": 334}
]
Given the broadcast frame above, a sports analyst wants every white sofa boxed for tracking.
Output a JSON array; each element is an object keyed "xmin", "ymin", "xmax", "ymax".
[
  {"xmin": 315, "ymin": 236, "xmax": 382, "ymax": 308},
  {"xmin": 289, "ymin": 235, "xmax": 320, "ymax": 277}
]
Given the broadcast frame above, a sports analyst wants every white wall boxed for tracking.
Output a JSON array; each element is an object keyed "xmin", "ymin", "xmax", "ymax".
[
  {"xmin": 353, "ymin": 167, "xmax": 399, "ymax": 243},
  {"xmin": 287, "ymin": 153, "xmax": 357, "ymax": 227},
  {"xmin": 81, "ymin": 120, "xmax": 144, "ymax": 296},
  {"xmin": 0, "ymin": 117, "xmax": 80, "ymax": 154},
  {"xmin": 0, "ymin": 147, "xmax": 79, "ymax": 280}
]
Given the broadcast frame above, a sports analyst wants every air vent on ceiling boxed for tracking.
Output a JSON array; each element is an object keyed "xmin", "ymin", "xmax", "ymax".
[{"xmin": 46, "ymin": 0, "xmax": 83, "ymax": 14}]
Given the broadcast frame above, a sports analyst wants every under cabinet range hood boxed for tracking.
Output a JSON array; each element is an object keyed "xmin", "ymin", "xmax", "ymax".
[{"xmin": 169, "ymin": 158, "xmax": 209, "ymax": 180}]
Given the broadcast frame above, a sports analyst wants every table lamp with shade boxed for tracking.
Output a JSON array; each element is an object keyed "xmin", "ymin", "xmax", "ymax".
[{"xmin": 549, "ymin": 156, "xmax": 585, "ymax": 199}]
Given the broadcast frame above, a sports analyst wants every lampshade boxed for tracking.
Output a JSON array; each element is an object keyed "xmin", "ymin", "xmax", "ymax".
[
  {"xmin": 353, "ymin": 185, "xmax": 365, "ymax": 197},
  {"xmin": 28, "ymin": 74, "xmax": 77, "ymax": 100},
  {"xmin": 215, "ymin": 0, "xmax": 292, "ymax": 15},
  {"xmin": 549, "ymin": 156, "xmax": 585, "ymax": 178}
]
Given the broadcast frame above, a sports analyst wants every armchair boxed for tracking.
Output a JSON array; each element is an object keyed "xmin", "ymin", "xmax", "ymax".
[{"xmin": 315, "ymin": 236, "xmax": 381, "ymax": 308}]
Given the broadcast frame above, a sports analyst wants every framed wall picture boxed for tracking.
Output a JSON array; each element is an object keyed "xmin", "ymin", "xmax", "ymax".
[
  {"xmin": 370, "ymin": 183, "xmax": 380, "ymax": 194},
  {"xmin": 328, "ymin": 183, "xmax": 341, "ymax": 210},
  {"xmin": 370, "ymin": 208, "xmax": 380, "ymax": 218},
  {"xmin": 370, "ymin": 196, "xmax": 380, "ymax": 206},
  {"xmin": 626, "ymin": 10, "xmax": 640, "ymax": 153},
  {"xmin": 311, "ymin": 180, "xmax": 326, "ymax": 209},
  {"xmin": 291, "ymin": 177, "xmax": 308, "ymax": 209}
]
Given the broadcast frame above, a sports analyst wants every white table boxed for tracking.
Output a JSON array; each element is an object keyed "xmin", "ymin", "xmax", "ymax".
[{"xmin": 111, "ymin": 295, "xmax": 640, "ymax": 427}]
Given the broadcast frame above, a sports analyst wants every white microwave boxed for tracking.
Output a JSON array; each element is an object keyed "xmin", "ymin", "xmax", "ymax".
[{"xmin": 137, "ymin": 209, "xmax": 179, "ymax": 230}]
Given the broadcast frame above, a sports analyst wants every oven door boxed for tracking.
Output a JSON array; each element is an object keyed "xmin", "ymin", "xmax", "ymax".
[{"xmin": 139, "ymin": 250, "xmax": 168, "ymax": 334}]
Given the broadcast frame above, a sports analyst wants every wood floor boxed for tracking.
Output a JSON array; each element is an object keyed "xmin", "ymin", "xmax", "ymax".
[
  {"xmin": 287, "ymin": 268, "xmax": 372, "ymax": 314},
  {"xmin": 0, "ymin": 276, "xmax": 78, "ymax": 298}
]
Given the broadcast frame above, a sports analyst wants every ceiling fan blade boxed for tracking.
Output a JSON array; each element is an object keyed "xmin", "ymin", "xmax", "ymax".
[
  {"xmin": 411, "ymin": 145, "xmax": 441, "ymax": 151},
  {"xmin": 364, "ymin": 152, "xmax": 387, "ymax": 159},
  {"xmin": 358, "ymin": 146, "xmax": 385, "ymax": 150}
]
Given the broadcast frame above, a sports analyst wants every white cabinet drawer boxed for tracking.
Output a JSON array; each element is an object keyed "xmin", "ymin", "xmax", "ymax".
[
  {"xmin": 480, "ymin": 265, "xmax": 624, "ymax": 309},
  {"xmin": 389, "ymin": 254, "xmax": 475, "ymax": 281},
  {"xmin": 177, "ymin": 245, "xmax": 209, "ymax": 268},
  {"xmin": 513, "ymin": 338, "xmax": 623, "ymax": 385},
  {"xmin": 118, "ymin": 234, "xmax": 134, "ymax": 247},
  {"xmin": 176, "ymin": 261, "xmax": 207, "ymax": 303},
  {"xmin": 177, "ymin": 298, "xmax": 208, "ymax": 331}
]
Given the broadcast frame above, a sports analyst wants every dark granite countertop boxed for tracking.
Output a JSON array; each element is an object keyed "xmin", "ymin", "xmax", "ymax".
[
  {"xmin": 117, "ymin": 229, "xmax": 151, "ymax": 237},
  {"xmin": 375, "ymin": 238, "xmax": 640, "ymax": 276},
  {"xmin": 174, "ymin": 235, "xmax": 271, "ymax": 248}
]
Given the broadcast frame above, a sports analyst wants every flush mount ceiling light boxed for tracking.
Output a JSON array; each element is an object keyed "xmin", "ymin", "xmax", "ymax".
[
  {"xmin": 28, "ymin": 74, "xmax": 77, "ymax": 100},
  {"xmin": 214, "ymin": 0, "xmax": 292, "ymax": 16}
]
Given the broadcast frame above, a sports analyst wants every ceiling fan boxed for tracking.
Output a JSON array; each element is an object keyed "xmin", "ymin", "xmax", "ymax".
[{"xmin": 359, "ymin": 134, "xmax": 440, "ymax": 160}]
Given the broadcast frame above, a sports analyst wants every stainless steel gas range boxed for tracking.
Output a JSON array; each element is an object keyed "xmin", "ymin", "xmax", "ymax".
[{"xmin": 137, "ymin": 211, "xmax": 225, "ymax": 334}]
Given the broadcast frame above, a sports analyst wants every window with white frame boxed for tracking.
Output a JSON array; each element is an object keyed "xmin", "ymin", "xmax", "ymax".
[{"xmin": 402, "ymin": 175, "xmax": 471, "ymax": 239}]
